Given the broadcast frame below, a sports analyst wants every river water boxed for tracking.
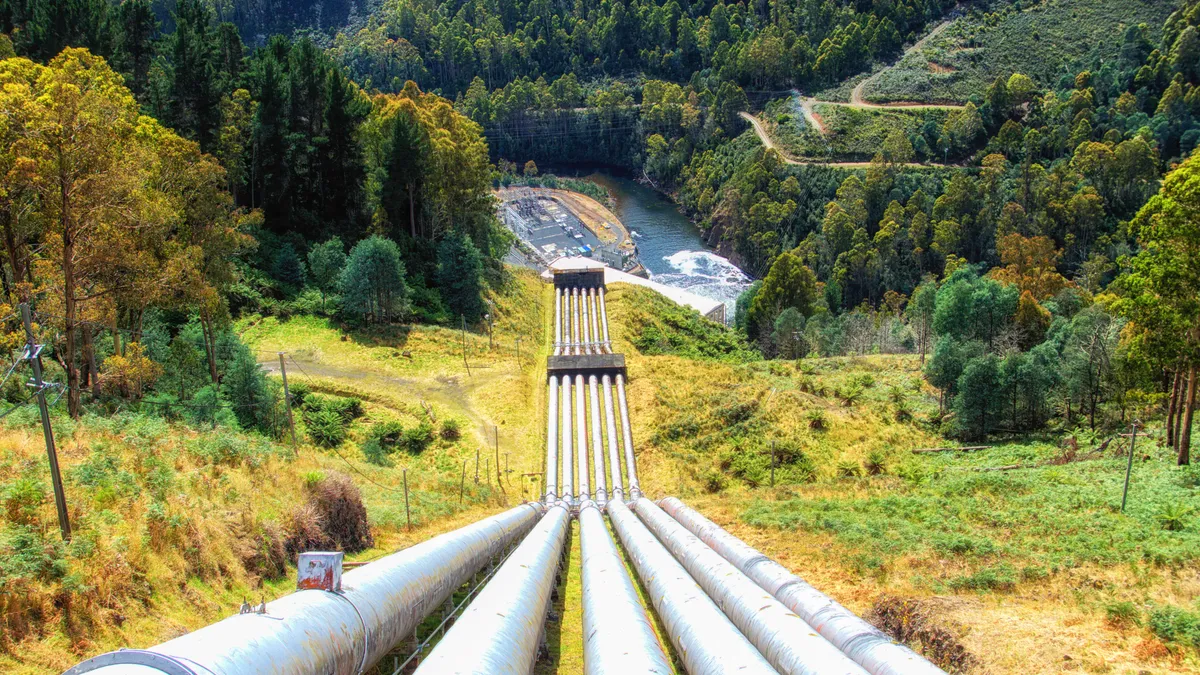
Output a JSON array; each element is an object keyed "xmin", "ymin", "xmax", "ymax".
[{"xmin": 573, "ymin": 170, "xmax": 752, "ymax": 320}]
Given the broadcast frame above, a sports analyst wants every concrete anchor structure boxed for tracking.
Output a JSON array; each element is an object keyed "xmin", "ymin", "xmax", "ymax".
[{"xmin": 659, "ymin": 497, "xmax": 947, "ymax": 675}]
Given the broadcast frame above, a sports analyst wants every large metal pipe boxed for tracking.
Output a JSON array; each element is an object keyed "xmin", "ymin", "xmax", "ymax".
[
  {"xmin": 606, "ymin": 499, "xmax": 775, "ymax": 675},
  {"xmin": 560, "ymin": 373, "xmax": 574, "ymax": 500},
  {"xmin": 588, "ymin": 289, "xmax": 603, "ymax": 354},
  {"xmin": 601, "ymin": 374, "xmax": 624, "ymax": 500},
  {"xmin": 658, "ymin": 498, "xmax": 947, "ymax": 675},
  {"xmin": 634, "ymin": 499, "xmax": 869, "ymax": 675},
  {"xmin": 67, "ymin": 504, "xmax": 544, "ymax": 675},
  {"xmin": 415, "ymin": 505, "xmax": 570, "ymax": 675},
  {"xmin": 588, "ymin": 375, "xmax": 607, "ymax": 502},
  {"xmin": 579, "ymin": 501, "xmax": 671, "ymax": 674},
  {"xmin": 599, "ymin": 287, "xmax": 611, "ymax": 350},
  {"xmin": 571, "ymin": 287, "xmax": 580, "ymax": 355},
  {"xmin": 545, "ymin": 375, "xmax": 558, "ymax": 502},
  {"xmin": 581, "ymin": 283, "xmax": 592, "ymax": 353},
  {"xmin": 553, "ymin": 287, "xmax": 562, "ymax": 356},
  {"xmin": 575, "ymin": 374, "xmax": 589, "ymax": 499},
  {"xmin": 615, "ymin": 374, "xmax": 640, "ymax": 497}
]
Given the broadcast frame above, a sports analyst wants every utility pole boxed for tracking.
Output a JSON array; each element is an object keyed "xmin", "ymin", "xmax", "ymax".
[
  {"xmin": 403, "ymin": 468, "xmax": 411, "ymax": 530},
  {"xmin": 21, "ymin": 304, "xmax": 70, "ymax": 541},
  {"xmin": 474, "ymin": 445, "xmax": 480, "ymax": 485},
  {"xmin": 1121, "ymin": 420, "xmax": 1140, "ymax": 512},
  {"xmin": 770, "ymin": 440, "xmax": 777, "ymax": 487},
  {"xmin": 494, "ymin": 426, "xmax": 505, "ymax": 496},
  {"xmin": 278, "ymin": 353, "xmax": 297, "ymax": 447},
  {"xmin": 461, "ymin": 315, "xmax": 471, "ymax": 377}
]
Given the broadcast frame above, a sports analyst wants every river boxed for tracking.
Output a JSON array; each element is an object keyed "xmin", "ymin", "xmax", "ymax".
[{"xmin": 569, "ymin": 170, "xmax": 752, "ymax": 321}]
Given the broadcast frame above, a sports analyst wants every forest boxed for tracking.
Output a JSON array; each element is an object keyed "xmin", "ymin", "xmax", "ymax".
[{"xmin": 0, "ymin": 0, "xmax": 1195, "ymax": 453}]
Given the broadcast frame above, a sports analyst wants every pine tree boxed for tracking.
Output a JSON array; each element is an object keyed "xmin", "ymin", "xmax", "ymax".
[
  {"xmin": 436, "ymin": 231, "xmax": 485, "ymax": 324},
  {"xmin": 114, "ymin": 0, "xmax": 158, "ymax": 97},
  {"xmin": 340, "ymin": 236, "xmax": 410, "ymax": 323},
  {"xmin": 169, "ymin": 0, "xmax": 221, "ymax": 151},
  {"xmin": 383, "ymin": 110, "xmax": 428, "ymax": 238},
  {"xmin": 320, "ymin": 67, "xmax": 369, "ymax": 236}
]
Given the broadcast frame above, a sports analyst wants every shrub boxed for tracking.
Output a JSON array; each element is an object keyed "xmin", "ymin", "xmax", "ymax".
[
  {"xmin": 836, "ymin": 460, "xmax": 863, "ymax": 478},
  {"xmin": 702, "ymin": 468, "xmax": 727, "ymax": 493},
  {"xmin": 284, "ymin": 503, "xmax": 332, "ymax": 559},
  {"xmin": 287, "ymin": 381, "xmax": 311, "ymax": 407},
  {"xmin": 402, "ymin": 422, "xmax": 435, "ymax": 454},
  {"xmin": 440, "ymin": 418, "xmax": 462, "ymax": 441},
  {"xmin": 1157, "ymin": 503, "xmax": 1192, "ymax": 531},
  {"xmin": 237, "ymin": 517, "xmax": 289, "ymax": 581},
  {"xmin": 307, "ymin": 472, "xmax": 374, "ymax": 553},
  {"xmin": 1149, "ymin": 605, "xmax": 1200, "ymax": 646},
  {"xmin": 948, "ymin": 564, "xmax": 1017, "ymax": 591},
  {"xmin": 302, "ymin": 395, "xmax": 361, "ymax": 448},
  {"xmin": 867, "ymin": 596, "xmax": 976, "ymax": 672},
  {"xmin": 807, "ymin": 409, "xmax": 827, "ymax": 431},
  {"xmin": 3, "ymin": 478, "xmax": 47, "ymax": 527},
  {"xmin": 306, "ymin": 407, "xmax": 347, "ymax": 448},
  {"xmin": 1105, "ymin": 601, "xmax": 1141, "ymax": 628},
  {"xmin": 361, "ymin": 439, "xmax": 392, "ymax": 467},
  {"xmin": 865, "ymin": 450, "xmax": 888, "ymax": 476}
]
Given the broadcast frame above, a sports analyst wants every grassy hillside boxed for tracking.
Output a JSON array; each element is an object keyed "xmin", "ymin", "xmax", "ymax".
[
  {"xmin": 605, "ymin": 283, "xmax": 1200, "ymax": 673},
  {"xmin": 765, "ymin": 100, "xmax": 951, "ymax": 162},
  {"xmin": 0, "ymin": 269, "xmax": 550, "ymax": 674},
  {"xmin": 863, "ymin": 0, "xmax": 1177, "ymax": 104}
]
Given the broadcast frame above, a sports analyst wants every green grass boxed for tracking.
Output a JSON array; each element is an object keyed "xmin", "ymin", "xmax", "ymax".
[
  {"xmin": 741, "ymin": 441, "xmax": 1200, "ymax": 588},
  {"xmin": 863, "ymin": 0, "xmax": 1177, "ymax": 104}
]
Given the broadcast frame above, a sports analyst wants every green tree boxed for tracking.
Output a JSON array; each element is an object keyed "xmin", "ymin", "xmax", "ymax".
[
  {"xmin": 113, "ymin": 0, "xmax": 157, "ymax": 97},
  {"xmin": 341, "ymin": 235, "xmax": 410, "ymax": 323},
  {"xmin": 1114, "ymin": 152, "xmax": 1200, "ymax": 463},
  {"xmin": 953, "ymin": 354, "xmax": 1001, "ymax": 440},
  {"xmin": 436, "ymin": 231, "xmax": 485, "ymax": 325},
  {"xmin": 308, "ymin": 237, "xmax": 347, "ymax": 310},
  {"xmin": 746, "ymin": 251, "xmax": 818, "ymax": 341},
  {"xmin": 272, "ymin": 243, "xmax": 306, "ymax": 287},
  {"xmin": 772, "ymin": 307, "xmax": 807, "ymax": 359},
  {"xmin": 168, "ymin": 0, "xmax": 221, "ymax": 151},
  {"xmin": 382, "ymin": 110, "xmax": 428, "ymax": 238}
]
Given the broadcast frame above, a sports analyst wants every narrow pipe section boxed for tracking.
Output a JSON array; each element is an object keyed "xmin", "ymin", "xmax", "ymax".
[
  {"xmin": 588, "ymin": 375, "xmax": 607, "ymax": 502},
  {"xmin": 588, "ymin": 289, "xmax": 603, "ymax": 353},
  {"xmin": 581, "ymin": 284, "xmax": 592, "ymax": 353},
  {"xmin": 68, "ymin": 504, "xmax": 544, "ymax": 675},
  {"xmin": 599, "ymin": 288, "xmax": 611, "ymax": 350},
  {"xmin": 601, "ymin": 374, "xmax": 624, "ymax": 500},
  {"xmin": 571, "ymin": 288, "xmax": 580, "ymax": 355},
  {"xmin": 615, "ymin": 374, "xmax": 640, "ymax": 497},
  {"xmin": 415, "ymin": 505, "xmax": 570, "ymax": 675},
  {"xmin": 579, "ymin": 501, "xmax": 671, "ymax": 674},
  {"xmin": 575, "ymin": 374, "xmax": 589, "ymax": 499},
  {"xmin": 658, "ymin": 497, "xmax": 947, "ymax": 675},
  {"xmin": 544, "ymin": 376, "xmax": 558, "ymax": 502},
  {"xmin": 560, "ymin": 374, "xmax": 574, "ymax": 500},
  {"xmin": 634, "ymin": 499, "xmax": 869, "ymax": 675},
  {"xmin": 607, "ymin": 499, "xmax": 776, "ymax": 675},
  {"xmin": 556, "ymin": 285, "xmax": 566, "ymax": 355}
]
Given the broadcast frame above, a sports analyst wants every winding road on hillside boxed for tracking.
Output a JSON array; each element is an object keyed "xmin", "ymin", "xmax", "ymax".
[
  {"xmin": 739, "ymin": 111, "xmax": 946, "ymax": 169},
  {"xmin": 741, "ymin": 17, "xmax": 967, "ymax": 169}
]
